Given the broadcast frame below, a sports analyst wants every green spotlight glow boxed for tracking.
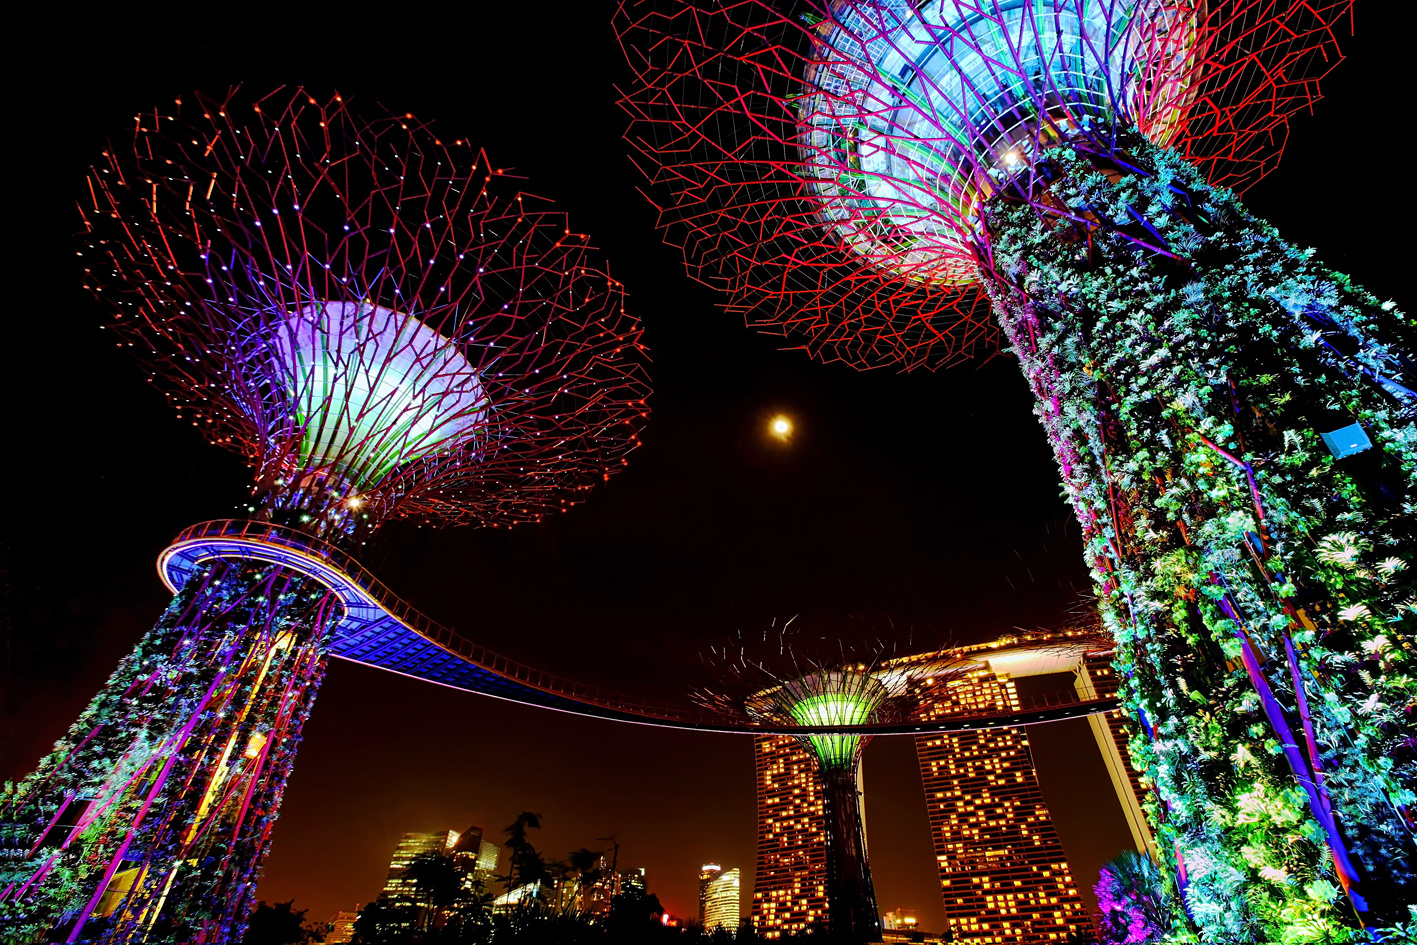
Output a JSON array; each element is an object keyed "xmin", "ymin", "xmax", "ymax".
[{"xmin": 789, "ymin": 692, "xmax": 875, "ymax": 769}]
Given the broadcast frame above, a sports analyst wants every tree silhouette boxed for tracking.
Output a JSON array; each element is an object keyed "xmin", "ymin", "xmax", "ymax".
[
  {"xmin": 350, "ymin": 899, "xmax": 418, "ymax": 944},
  {"xmin": 242, "ymin": 900, "xmax": 323, "ymax": 945},
  {"xmin": 502, "ymin": 812, "xmax": 552, "ymax": 894},
  {"xmin": 565, "ymin": 847, "xmax": 603, "ymax": 911},
  {"xmin": 440, "ymin": 874, "xmax": 495, "ymax": 944},
  {"xmin": 607, "ymin": 886, "xmax": 665, "ymax": 935},
  {"xmin": 406, "ymin": 853, "xmax": 465, "ymax": 910}
]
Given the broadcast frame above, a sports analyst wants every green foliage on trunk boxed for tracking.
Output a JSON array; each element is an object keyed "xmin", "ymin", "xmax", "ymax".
[
  {"xmin": 0, "ymin": 562, "xmax": 336, "ymax": 942},
  {"xmin": 983, "ymin": 130, "xmax": 1415, "ymax": 942}
]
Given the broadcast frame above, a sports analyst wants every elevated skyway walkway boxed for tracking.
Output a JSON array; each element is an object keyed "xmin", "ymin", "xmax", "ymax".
[{"xmin": 159, "ymin": 520, "xmax": 1120, "ymax": 735}]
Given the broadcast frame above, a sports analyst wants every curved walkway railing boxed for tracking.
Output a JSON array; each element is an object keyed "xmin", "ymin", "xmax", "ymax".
[{"xmin": 159, "ymin": 520, "xmax": 1120, "ymax": 735}]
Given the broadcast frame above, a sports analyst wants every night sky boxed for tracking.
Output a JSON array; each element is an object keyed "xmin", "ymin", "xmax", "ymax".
[{"xmin": 2, "ymin": 3, "xmax": 1403, "ymax": 932}]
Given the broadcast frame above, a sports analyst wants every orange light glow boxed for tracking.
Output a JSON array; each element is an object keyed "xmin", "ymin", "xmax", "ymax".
[{"xmin": 243, "ymin": 732, "xmax": 268, "ymax": 759}]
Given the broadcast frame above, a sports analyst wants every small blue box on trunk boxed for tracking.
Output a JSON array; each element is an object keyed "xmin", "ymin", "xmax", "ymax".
[{"xmin": 1320, "ymin": 422, "xmax": 1372, "ymax": 459}]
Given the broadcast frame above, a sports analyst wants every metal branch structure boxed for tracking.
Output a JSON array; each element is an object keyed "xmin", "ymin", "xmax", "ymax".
[
  {"xmin": 617, "ymin": 1, "xmax": 1416, "ymax": 938},
  {"xmin": 0, "ymin": 89, "xmax": 651, "ymax": 943},
  {"xmin": 752, "ymin": 668, "xmax": 893, "ymax": 942},
  {"xmin": 702, "ymin": 628, "xmax": 987, "ymax": 942}
]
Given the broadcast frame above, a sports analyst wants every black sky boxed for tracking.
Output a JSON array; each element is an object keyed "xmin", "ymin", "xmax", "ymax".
[{"xmin": 1, "ymin": 1, "xmax": 1403, "ymax": 931}]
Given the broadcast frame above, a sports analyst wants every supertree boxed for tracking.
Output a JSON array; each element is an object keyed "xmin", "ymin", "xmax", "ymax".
[
  {"xmin": 616, "ymin": 0, "xmax": 1415, "ymax": 939},
  {"xmin": 0, "ymin": 89, "xmax": 649, "ymax": 943},
  {"xmin": 700, "ymin": 628, "xmax": 962, "ymax": 942},
  {"xmin": 749, "ymin": 668, "xmax": 893, "ymax": 942}
]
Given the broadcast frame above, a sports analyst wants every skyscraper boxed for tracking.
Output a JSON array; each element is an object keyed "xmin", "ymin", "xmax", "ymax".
[
  {"xmin": 751, "ymin": 734, "xmax": 830, "ymax": 937},
  {"xmin": 881, "ymin": 909, "xmax": 919, "ymax": 931},
  {"xmin": 324, "ymin": 910, "xmax": 360, "ymax": 945},
  {"xmin": 910, "ymin": 657, "xmax": 1091, "ymax": 943},
  {"xmin": 447, "ymin": 827, "xmax": 501, "ymax": 899},
  {"xmin": 476, "ymin": 840, "xmax": 500, "ymax": 881},
  {"xmin": 381, "ymin": 831, "xmax": 459, "ymax": 904},
  {"xmin": 700, "ymin": 865, "xmax": 741, "ymax": 929},
  {"xmin": 916, "ymin": 726, "xmax": 1088, "ymax": 942},
  {"xmin": 621, "ymin": 866, "xmax": 648, "ymax": 897},
  {"xmin": 700, "ymin": 864, "xmax": 722, "ymax": 924}
]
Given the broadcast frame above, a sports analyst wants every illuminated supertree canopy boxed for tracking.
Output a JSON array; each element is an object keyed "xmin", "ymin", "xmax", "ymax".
[
  {"xmin": 617, "ymin": 1, "xmax": 1416, "ymax": 938},
  {"xmin": 0, "ymin": 88, "xmax": 651, "ymax": 943},
  {"xmin": 83, "ymin": 90, "xmax": 650, "ymax": 538},
  {"xmin": 750, "ymin": 667, "xmax": 892, "ymax": 942},
  {"xmin": 701, "ymin": 628, "xmax": 964, "ymax": 942}
]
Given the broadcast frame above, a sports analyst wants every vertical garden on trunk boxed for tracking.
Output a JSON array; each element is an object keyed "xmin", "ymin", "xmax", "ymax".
[
  {"xmin": 984, "ymin": 130, "xmax": 1414, "ymax": 937},
  {"xmin": 616, "ymin": 0, "xmax": 1416, "ymax": 937}
]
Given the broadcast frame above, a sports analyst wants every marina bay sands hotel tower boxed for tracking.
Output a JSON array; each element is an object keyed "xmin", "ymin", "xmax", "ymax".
[{"xmin": 751, "ymin": 634, "xmax": 1151, "ymax": 943}]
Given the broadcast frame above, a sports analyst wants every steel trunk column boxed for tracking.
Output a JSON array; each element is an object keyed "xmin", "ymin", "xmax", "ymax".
[
  {"xmin": 0, "ymin": 560, "xmax": 341, "ymax": 942},
  {"xmin": 818, "ymin": 763, "xmax": 880, "ymax": 942}
]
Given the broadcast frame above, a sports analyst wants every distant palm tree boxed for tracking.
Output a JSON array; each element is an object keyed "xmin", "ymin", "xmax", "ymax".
[
  {"xmin": 502, "ymin": 812, "xmax": 552, "ymax": 894},
  {"xmin": 565, "ymin": 847, "xmax": 604, "ymax": 913}
]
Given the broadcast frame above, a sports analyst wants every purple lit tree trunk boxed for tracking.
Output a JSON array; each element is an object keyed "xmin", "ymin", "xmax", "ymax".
[{"xmin": 1, "ymin": 562, "xmax": 340, "ymax": 942}]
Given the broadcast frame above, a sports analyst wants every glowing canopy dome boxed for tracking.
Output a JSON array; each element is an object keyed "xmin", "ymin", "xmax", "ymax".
[
  {"xmin": 799, "ymin": 0, "xmax": 1199, "ymax": 285},
  {"xmin": 82, "ymin": 89, "xmax": 651, "ymax": 541},
  {"xmin": 757, "ymin": 669, "xmax": 892, "ymax": 769},
  {"xmin": 272, "ymin": 301, "xmax": 487, "ymax": 486},
  {"xmin": 788, "ymin": 689, "xmax": 881, "ymax": 768}
]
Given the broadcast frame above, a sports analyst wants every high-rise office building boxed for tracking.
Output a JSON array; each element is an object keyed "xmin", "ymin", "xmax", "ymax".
[
  {"xmin": 621, "ymin": 866, "xmax": 648, "ymax": 897},
  {"xmin": 448, "ymin": 827, "xmax": 500, "ymax": 897},
  {"xmin": 700, "ymin": 865, "xmax": 741, "ymax": 929},
  {"xmin": 751, "ymin": 733, "xmax": 830, "ymax": 937},
  {"xmin": 381, "ymin": 831, "xmax": 459, "ymax": 904},
  {"xmin": 574, "ymin": 857, "xmax": 649, "ymax": 916},
  {"xmin": 324, "ymin": 910, "xmax": 359, "ymax": 945},
  {"xmin": 582, "ymin": 854, "xmax": 619, "ymax": 916},
  {"xmin": 882, "ymin": 908, "xmax": 919, "ymax": 931},
  {"xmin": 700, "ymin": 864, "xmax": 722, "ymax": 924}
]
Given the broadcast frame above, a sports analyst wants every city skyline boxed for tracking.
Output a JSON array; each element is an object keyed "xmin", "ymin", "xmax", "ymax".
[{"xmin": 3, "ymin": 2, "xmax": 1404, "ymax": 935}]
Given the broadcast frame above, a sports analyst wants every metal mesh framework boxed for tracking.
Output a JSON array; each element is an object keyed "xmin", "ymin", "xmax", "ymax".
[
  {"xmin": 81, "ymin": 88, "xmax": 651, "ymax": 540},
  {"xmin": 614, "ymin": 0, "xmax": 1347, "ymax": 370},
  {"xmin": 750, "ymin": 668, "xmax": 893, "ymax": 769}
]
